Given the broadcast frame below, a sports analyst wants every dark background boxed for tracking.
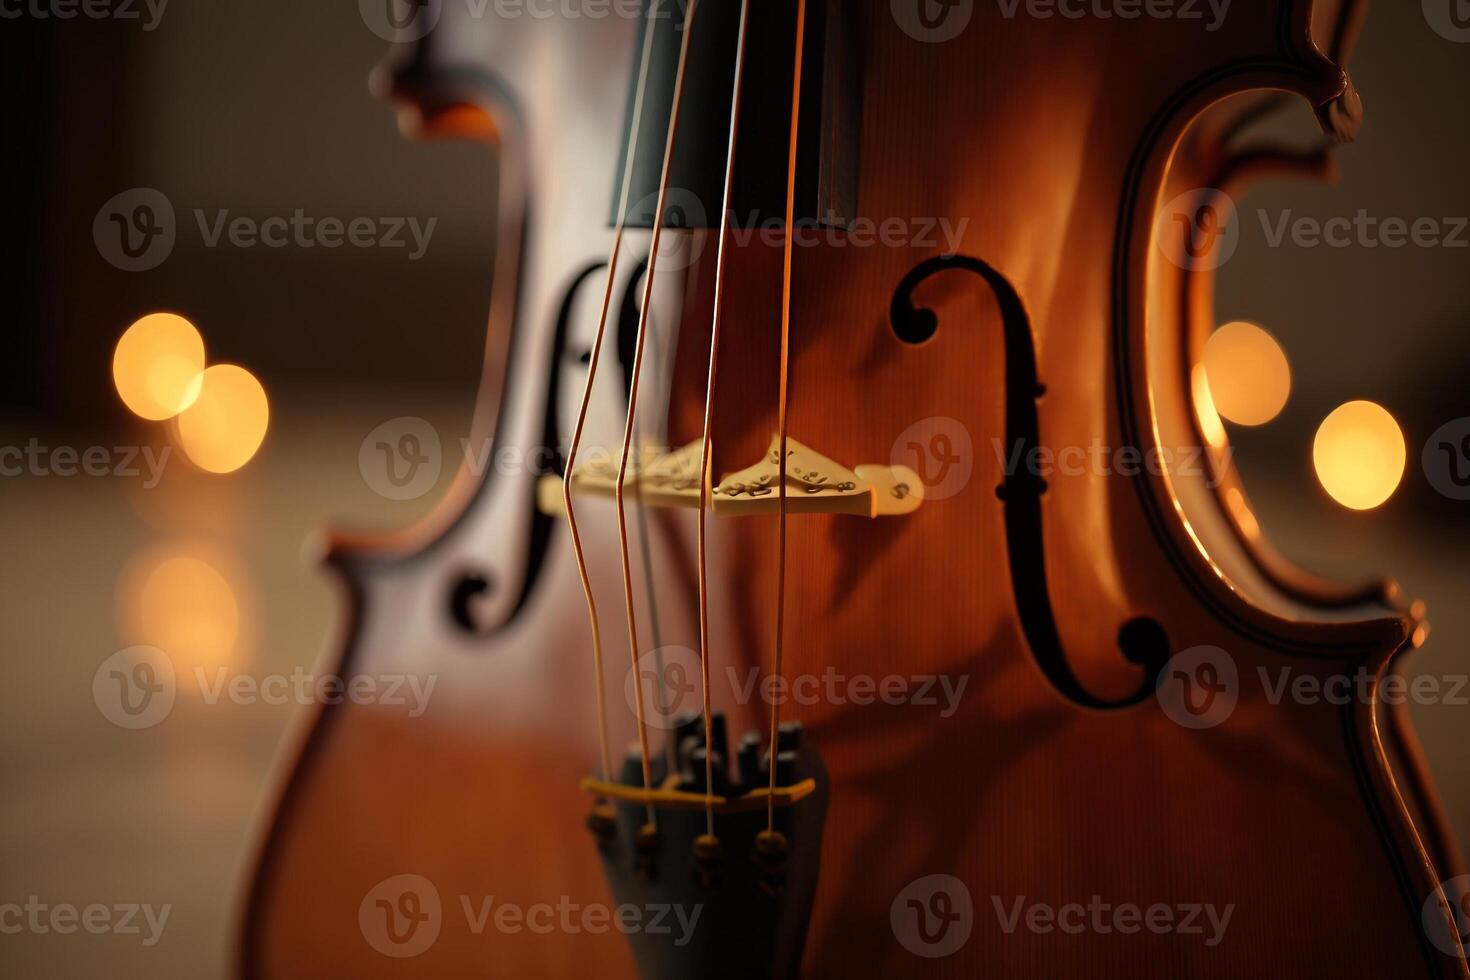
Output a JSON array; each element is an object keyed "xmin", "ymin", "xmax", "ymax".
[{"xmin": 2, "ymin": 2, "xmax": 1468, "ymax": 976}]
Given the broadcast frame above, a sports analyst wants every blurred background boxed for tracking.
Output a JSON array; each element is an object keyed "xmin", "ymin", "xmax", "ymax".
[{"xmin": 1, "ymin": 1, "xmax": 1468, "ymax": 976}]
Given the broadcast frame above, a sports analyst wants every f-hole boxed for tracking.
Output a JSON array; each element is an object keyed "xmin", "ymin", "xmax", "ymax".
[
  {"xmin": 890, "ymin": 255, "xmax": 1169, "ymax": 708},
  {"xmin": 449, "ymin": 257, "xmax": 637, "ymax": 638}
]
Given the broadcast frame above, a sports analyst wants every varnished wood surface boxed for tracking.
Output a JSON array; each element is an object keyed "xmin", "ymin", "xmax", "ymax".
[{"xmin": 242, "ymin": 2, "xmax": 1469, "ymax": 977}]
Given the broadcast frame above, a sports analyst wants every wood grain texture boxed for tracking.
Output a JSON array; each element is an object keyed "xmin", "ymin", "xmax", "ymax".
[{"xmin": 241, "ymin": 1, "xmax": 1469, "ymax": 976}]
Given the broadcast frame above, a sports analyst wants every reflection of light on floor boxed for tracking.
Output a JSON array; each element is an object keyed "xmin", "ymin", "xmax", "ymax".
[
  {"xmin": 1201, "ymin": 320, "xmax": 1291, "ymax": 427},
  {"xmin": 116, "ymin": 542, "xmax": 253, "ymax": 679},
  {"xmin": 1312, "ymin": 400, "xmax": 1406, "ymax": 511},
  {"xmin": 172, "ymin": 365, "xmax": 270, "ymax": 473},
  {"xmin": 113, "ymin": 312, "xmax": 206, "ymax": 420}
]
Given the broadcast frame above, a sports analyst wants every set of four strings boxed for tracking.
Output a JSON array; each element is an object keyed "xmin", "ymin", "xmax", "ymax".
[{"xmin": 562, "ymin": 0, "xmax": 809, "ymax": 841}]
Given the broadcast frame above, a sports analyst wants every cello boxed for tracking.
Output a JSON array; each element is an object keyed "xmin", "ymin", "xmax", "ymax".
[{"xmin": 243, "ymin": 0, "xmax": 1468, "ymax": 975}]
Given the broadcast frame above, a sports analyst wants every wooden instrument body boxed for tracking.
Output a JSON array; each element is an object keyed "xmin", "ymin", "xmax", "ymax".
[{"xmin": 241, "ymin": 2, "xmax": 1468, "ymax": 976}]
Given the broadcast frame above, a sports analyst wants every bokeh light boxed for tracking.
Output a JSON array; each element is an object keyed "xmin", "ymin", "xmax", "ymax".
[
  {"xmin": 1312, "ymin": 400, "xmax": 1406, "ymax": 511},
  {"xmin": 112, "ymin": 312, "xmax": 206, "ymax": 420},
  {"xmin": 1201, "ymin": 320, "xmax": 1292, "ymax": 426},
  {"xmin": 117, "ymin": 544, "xmax": 245, "ymax": 675},
  {"xmin": 173, "ymin": 365, "xmax": 270, "ymax": 473}
]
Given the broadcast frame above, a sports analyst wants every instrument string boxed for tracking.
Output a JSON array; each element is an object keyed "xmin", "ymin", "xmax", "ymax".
[
  {"xmin": 563, "ymin": 0, "xmax": 666, "ymax": 796},
  {"xmin": 695, "ymin": 0, "xmax": 752, "ymax": 839},
  {"xmin": 614, "ymin": 0, "xmax": 702, "ymax": 828},
  {"xmin": 768, "ymin": 0, "xmax": 808, "ymax": 833}
]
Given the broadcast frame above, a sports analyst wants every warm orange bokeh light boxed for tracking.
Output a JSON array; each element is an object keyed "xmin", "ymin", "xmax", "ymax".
[
  {"xmin": 1201, "ymin": 321, "xmax": 1291, "ymax": 427},
  {"xmin": 118, "ymin": 546, "xmax": 243, "ymax": 675},
  {"xmin": 1313, "ymin": 400, "xmax": 1406, "ymax": 511},
  {"xmin": 174, "ymin": 364, "xmax": 270, "ymax": 473},
  {"xmin": 112, "ymin": 312, "xmax": 206, "ymax": 421}
]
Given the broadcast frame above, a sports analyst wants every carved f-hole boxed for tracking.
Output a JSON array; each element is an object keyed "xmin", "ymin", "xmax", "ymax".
[{"xmin": 890, "ymin": 255, "xmax": 1168, "ymax": 708}]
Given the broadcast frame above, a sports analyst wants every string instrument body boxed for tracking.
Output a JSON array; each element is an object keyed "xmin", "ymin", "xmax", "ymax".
[{"xmin": 242, "ymin": 1, "xmax": 1467, "ymax": 976}]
